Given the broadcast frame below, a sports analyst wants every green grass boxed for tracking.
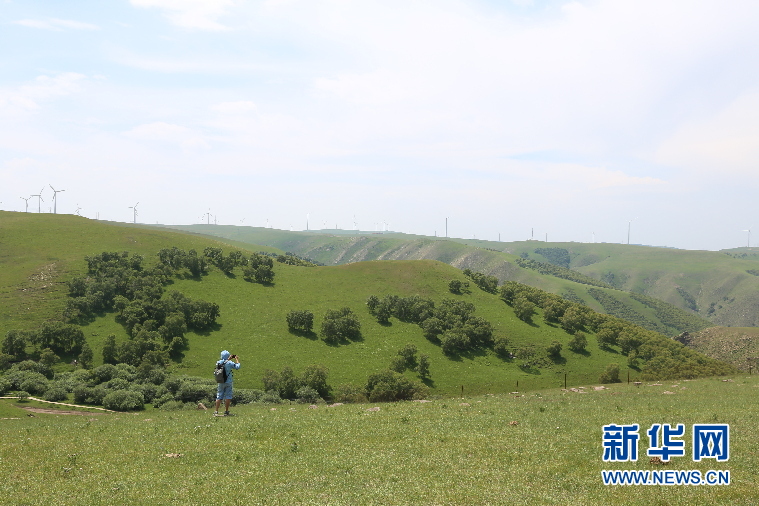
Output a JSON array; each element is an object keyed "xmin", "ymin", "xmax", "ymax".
[
  {"xmin": 160, "ymin": 225, "xmax": 728, "ymax": 333},
  {"xmin": 0, "ymin": 375, "xmax": 756, "ymax": 504},
  {"xmin": 0, "ymin": 212, "xmax": 734, "ymax": 397}
]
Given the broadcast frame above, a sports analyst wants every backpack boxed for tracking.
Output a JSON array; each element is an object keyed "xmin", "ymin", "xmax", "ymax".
[{"xmin": 214, "ymin": 360, "xmax": 229, "ymax": 383}]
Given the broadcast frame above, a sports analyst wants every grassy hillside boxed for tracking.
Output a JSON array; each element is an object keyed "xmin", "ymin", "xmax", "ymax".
[
  {"xmin": 684, "ymin": 327, "xmax": 759, "ymax": 370},
  {"xmin": 0, "ymin": 212, "xmax": 733, "ymax": 398},
  {"xmin": 159, "ymin": 225, "xmax": 714, "ymax": 335},
  {"xmin": 1, "ymin": 374, "xmax": 756, "ymax": 504}
]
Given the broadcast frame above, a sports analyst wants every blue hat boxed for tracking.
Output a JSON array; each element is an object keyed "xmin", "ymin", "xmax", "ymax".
[{"xmin": 220, "ymin": 350, "xmax": 231, "ymax": 360}]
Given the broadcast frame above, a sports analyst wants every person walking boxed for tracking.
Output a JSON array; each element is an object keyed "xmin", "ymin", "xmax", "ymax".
[{"xmin": 214, "ymin": 350, "xmax": 241, "ymax": 416}]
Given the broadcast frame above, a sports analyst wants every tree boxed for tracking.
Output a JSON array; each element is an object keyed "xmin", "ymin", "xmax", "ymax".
[
  {"xmin": 321, "ymin": 307, "xmax": 361, "ymax": 344},
  {"xmin": 599, "ymin": 363, "xmax": 621, "ymax": 383},
  {"xmin": 567, "ymin": 332, "xmax": 587, "ymax": 353},
  {"xmin": 418, "ymin": 354, "xmax": 430, "ymax": 379},
  {"xmin": 102, "ymin": 334, "xmax": 118, "ymax": 365},
  {"xmin": 560, "ymin": 306, "xmax": 585, "ymax": 334},
  {"xmin": 39, "ymin": 348, "xmax": 60, "ymax": 368},
  {"xmin": 513, "ymin": 296, "xmax": 536, "ymax": 323},
  {"xmin": 448, "ymin": 279, "xmax": 466, "ymax": 294},
  {"xmin": 2, "ymin": 330, "xmax": 27, "ymax": 360},
  {"xmin": 286, "ymin": 310, "xmax": 314, "ymax": 332},
  {"xmin": 546, "ymin": 341, "xmax": 562, "ymax": 358}
]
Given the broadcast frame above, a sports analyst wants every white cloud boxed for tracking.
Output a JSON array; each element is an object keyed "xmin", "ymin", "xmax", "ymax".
[
  {"xmin": 13, "ymin": 18, "xmax": 100, "ymax": 31},
  {"xmin": 210, "ymin": 101, "xmax": 257, "ymax": 114},
  {"xmin": 0, "ymin": 73, "xmax": 87, "ymax": 110},
  {"xmin": 130, "ymin": 0, "xmax": 235, "ymax": 30},
  {"xmin": 124, "ymin": 121, "xmax": 210, "ymax": 150},
  {"xmin": 655, "ymin": 90, "xmax": 759, "ymax": 174}
]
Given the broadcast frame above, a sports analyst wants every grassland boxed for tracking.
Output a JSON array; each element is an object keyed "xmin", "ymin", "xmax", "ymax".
[
  {"xmin": 161, "ymin": 225, "xmax": 739, "ymax": 332},
  {"xmin": 2, "ymin": 211, "xmax": 730, "ymax": 397},
  {"xmin": 0, "ymin": 374, "xmax": 756, "ymax": 505}
]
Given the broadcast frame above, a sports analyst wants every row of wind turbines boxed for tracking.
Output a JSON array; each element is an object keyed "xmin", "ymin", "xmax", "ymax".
[{"xmin": 19, "ymin": 185, "xmax": 77, "ymax": 215}]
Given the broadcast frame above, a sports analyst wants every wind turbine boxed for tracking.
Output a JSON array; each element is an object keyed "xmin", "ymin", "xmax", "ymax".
[
  {"xmin": 31, "ymin": 188, "xmax": 44, "ymax": 213},
  {"xmin": 201, "ymin": 209, "xmax": 212, "ymax": 225},
  {"xmin": 627, "ymin": 217, "xmax": 638, "ymax": 245},
  {"xmin": 49, "ymin": 185, "xmax": 65, "ymax": 214},
  {"xmin": 20, "ymin": 196, "xmax": 31, "ymax": 212},
  {"xmin": 743, "ymin": 227, "xmax": 753, "ymax": 248},
  {"xmin": 128, "ymin": 202, "xmax": 139, "ymax": 224},
  {"xmin": 75, "ymin": 205, "xmax": 82, "ymax": 217}
]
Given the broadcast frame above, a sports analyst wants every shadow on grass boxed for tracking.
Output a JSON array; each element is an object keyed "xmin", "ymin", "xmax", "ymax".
[
  {"xmin": 518, "ymin": 364, "xmax": 542, "ymax": 375},
  {"xmin": 421, "ymin": 377, "xmax": 436, "ymax": 388},
  {"xmin": 550, "ymin": 355, "xmax": 567, "ymax": 366},
  {"xmin": 288, "ymin": 329, "xmax": 318, "ymax": 340},
  {"xmin": 323, "ymin": 332, "xmax": 364, "ymax": 346},
  {"xmin": 570, "ymin": 348, "xmax": 591, "ymax": 357},
  {"xmin": 194, "ymin": 322, "xmax": 223, "ymax": 337}
]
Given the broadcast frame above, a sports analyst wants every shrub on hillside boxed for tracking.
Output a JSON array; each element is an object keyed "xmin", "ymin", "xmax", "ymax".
[
  {"xmin": 418, "ymin": 354, "xmax": 430, "ymax": 380},
  {"xmin": 286, "ymin": 310, "xmax": 314, "ymax": 332},
  {"xmin": 334, "ymin": 383, "xmax": 368, "ymax": 403},
  {"xmin": 0, "ymin": 378, "xmax": 11, "ymax": 396},
  {"xmin": 567, "ymin": 332, "xmax": 587, "ymax": 353},
  {"xmin": 43, "ymin": 387, "xmax": 68, "ymax": 402},
  {"xmin": 365, "ymin": 370, "xmax": 427, "ymax": 402},
  {"xmin": 513, "ymin": 296, "xmax": 536, "ymax": 323},
  {"xmin": 493, "ymin": 337, "xmax": 510, "ymax": 358},
  {"xmin": 0, "ymin": 353, "xmax": 13, "ymax": 371},
  {"xmin": 321, "ymin": 307, "xmax": 361, "ymax": 343},
  {"xmin": 546, "ymin": 341, "xmax": 562, "ymax": 358},
  {"xmin": 91, "ymin": 364, "xmax": 118, "ymax": 384},
  {"xmin": 103, "ymin": 390, "xmax": 144, "ymax": 411},
  {"xmin": 296, "ymin": 386, "xmax": 321, "ymax": 404},
  {"xmin": 233, "ymin": 389, "xmax": 265, "ymax": 405},
  {"xmin": 599, "ymin": 363, "xmax": 621, "ymax": 384},
  {"xmin": 73, "ymin": 386, "xmax": 107, "ymax": 405},
  {"xmin": 19, "ymin": 377, "xmax": 49, "ymax": 396}
]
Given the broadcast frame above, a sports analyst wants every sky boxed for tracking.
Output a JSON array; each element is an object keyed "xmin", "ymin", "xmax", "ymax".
[{"xmin": 2, "ymin": 0, "xmax": 759, "ymax": 251}]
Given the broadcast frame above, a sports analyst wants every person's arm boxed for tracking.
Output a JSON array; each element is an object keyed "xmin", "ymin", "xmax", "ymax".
[{"xmin": 231, "ymin": 355, "xmax": 241, "ymax": 369}]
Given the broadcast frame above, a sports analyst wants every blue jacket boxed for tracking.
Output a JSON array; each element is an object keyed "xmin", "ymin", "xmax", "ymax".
[{"xmin": 217, "ymin": 350, "xmax": 241, "ymax": 384}]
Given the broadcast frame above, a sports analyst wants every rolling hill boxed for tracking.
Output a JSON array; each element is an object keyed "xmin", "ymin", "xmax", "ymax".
[
  {"xmin": 0, "ymin": 211, "xmax": 734, "ymax": 399},
  {"xmin": 158, "ymin": 224, "xmax": 736, "ymax": 333}
]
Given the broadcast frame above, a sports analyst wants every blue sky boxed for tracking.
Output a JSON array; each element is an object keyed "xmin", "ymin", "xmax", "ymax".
[{"xmin": 2, "ymin": 0, "xmax": 759, "ymax": 250}]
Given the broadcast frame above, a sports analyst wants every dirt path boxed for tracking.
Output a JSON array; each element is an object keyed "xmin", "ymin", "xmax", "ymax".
[{"xmin": 0, "ymin": 396, "xmax": 116, "ymax": 414}]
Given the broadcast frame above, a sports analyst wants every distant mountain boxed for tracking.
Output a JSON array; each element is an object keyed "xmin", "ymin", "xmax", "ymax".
[{"xmin": 159, "ymin": 224, "xmax": 759, "ymax": 331}]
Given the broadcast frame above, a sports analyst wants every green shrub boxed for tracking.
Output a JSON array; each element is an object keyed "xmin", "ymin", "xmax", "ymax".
[
  {"xmin": 389, "ymin": 356, "xmax": 406, "ymax": 373},
  {"xmin": 321, "ymin": 307, "xmax": 361, "ymax": 344},
  {"xmin": 365, "ymin": 370, "xmax": 427, "ymax": 402},
  {"xmin": 20, "ymin": 377, "xmax": 49, "ymax": 396},
  {"xmin": 0, "ymin": 378, "xmax": 11, "ymax": 395},
  {"xmin": 233, "ymin": 389, "xmax": 265, "ymax": 404},
  {"xmin": 43, "ymin": 387, "xmax": 68, "ymax": 402},
  {"xmin": 73, "ymin": 386, "xmax": 107, "ymax": 405},
  {"xmin": 261, "ymin": 390, "xmax": 283, "ymax": 404},
  {"xmin": 104, "ymin": 378, "xmax": 130, "ymax": 391},
  {"xmin": 599, "ymin": 363, "xmax": 621, "ymax": 384},
  {"xmin": 175, "ymin": 379, "xmax": 215, "ymax": 404},
  {"xmin": 91, "ymin": 364, "xmax": 118, "ymax": 384},
  {"xmin": 567, "ymin": 332, "xmax": 587, "ymax": 353},
  {"xmin": 286, "ymin": 310, "xmax": 314, "ymax": 332},
  {"xmin": 158, "ymin": 400, "xmax": 186, "ymax": 411},
  {"xmin": 334, "ymin": 383, "xmax": 367, "ymax": 403},
  {"xmin": 296, "ymin": 386, "xmax": 321, "ymax": 404},
  {"xmin": 418, "ymin": 354, "xmax": 430, "ymax": 380},
  {"xmin": 152, "ymin": 393, "xmax": 175, "ymax": 408},
  {"xmin": 493, "ymin": 337, "xmax": 510, "ymax": 358},
  {"xmin": 546, "ymin": 341, "xmax": 562, "ymax": 358},
  {"xmin": 103, "ymin": 390, "xmax": 144, "ymax": 411},
  {"xmin": 10, "ymin": 360, "xmax": 52, "ymax": 379}
]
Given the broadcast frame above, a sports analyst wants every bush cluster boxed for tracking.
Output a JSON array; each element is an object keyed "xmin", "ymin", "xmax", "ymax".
[{"xmin": 262, "ymin": 364, "xmax": 330, "ymax": 401}]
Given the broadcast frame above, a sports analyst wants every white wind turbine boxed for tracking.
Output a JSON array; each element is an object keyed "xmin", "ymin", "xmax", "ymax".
[
  {"xmin": 128, "ymin": 202, "xmax": 139, "ymax": 224},
  {"xmin": 49, "ymin": 185, "xmax": 65, "ymax": 214}
]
